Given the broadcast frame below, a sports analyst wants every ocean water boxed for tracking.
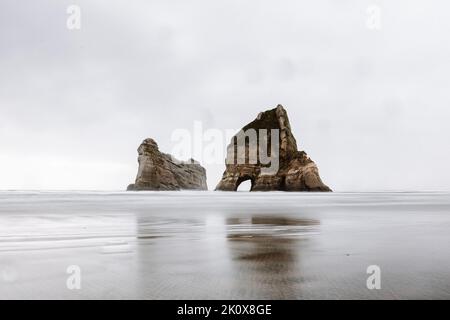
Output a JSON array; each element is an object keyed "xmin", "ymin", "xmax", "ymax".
[{"xmin": 0, "ymin": 191, "xmax": 449, "ymax": 299}]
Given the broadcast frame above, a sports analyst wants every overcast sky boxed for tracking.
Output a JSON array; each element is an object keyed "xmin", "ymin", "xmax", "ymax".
[{"xmin": 1, "ymin": 0, "xmax": 449, "ymax": 191}]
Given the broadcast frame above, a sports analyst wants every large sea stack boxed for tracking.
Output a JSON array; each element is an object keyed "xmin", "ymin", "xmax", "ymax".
[
  {"xmin": 215, "ymin": 105, "xmax": 331, "ymax": 192},
  {"xmin": 127, "ymin": 138, "xmax": 207, "ymax": 191}
]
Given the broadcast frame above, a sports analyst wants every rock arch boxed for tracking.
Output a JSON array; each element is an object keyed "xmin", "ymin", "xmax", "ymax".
[
  {"xmin": 215, "ymin": 105, "xmax": 331, "ymax": 192},
  {"xmin": 235, "ymin": 175, "xmax": 255, "ymax": 191}
]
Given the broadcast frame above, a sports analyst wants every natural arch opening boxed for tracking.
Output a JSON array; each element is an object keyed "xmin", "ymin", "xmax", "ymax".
[{"xmin": 235, "ymin": 176, "xmax": 254, "ymax": 191}]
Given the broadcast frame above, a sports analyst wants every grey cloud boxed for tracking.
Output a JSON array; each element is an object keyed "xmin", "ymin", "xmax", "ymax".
[{"xmin": 0, "ymin": 0, "xmax": 449, "ymax": 190}]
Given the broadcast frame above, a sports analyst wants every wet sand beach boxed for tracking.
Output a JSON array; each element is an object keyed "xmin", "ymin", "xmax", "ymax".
[{"xmin": 0, "ymin": 191, "xmax": 449, "ymax": 299}]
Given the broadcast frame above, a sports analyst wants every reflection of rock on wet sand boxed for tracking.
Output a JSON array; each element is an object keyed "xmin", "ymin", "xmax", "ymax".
[
  {"xmin": 2, "ymin": 192, "xmax": 450, "ymax": 299},
  {"xmin": 131, "ymin": 214, "xmax": 321, "ymax": 299},
  {"xmin": 225, "ymin": 216, "xmax": 320, "ymax": 299},
  {"xmin": 227, "ymin": 216, "xmax": 320, "ymax": 240}
]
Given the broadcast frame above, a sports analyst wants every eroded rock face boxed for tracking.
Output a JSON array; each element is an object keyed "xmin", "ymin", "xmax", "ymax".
[
  {"xmin": 127, "ymin": 138, "xmax": 207, "ymax": 191},
  {"xmin": 215, "ymin": 105, "xmax": 331, "ymax": 192}
]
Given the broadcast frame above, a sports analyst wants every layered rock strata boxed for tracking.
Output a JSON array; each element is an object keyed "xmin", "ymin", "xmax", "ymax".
[
  {"xmin": 127, "ymin": 138, "xmax": 207, "ymax": 191},
  {"xmin": 215, "ymin": 105, "xmax": 331, "ymax": 192}
]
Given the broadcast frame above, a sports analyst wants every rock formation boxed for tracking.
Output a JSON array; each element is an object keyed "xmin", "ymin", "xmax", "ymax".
[
  {"xmin": 215, "ymin": 105, "xmax": 331, "ymax": 192},
  {"xmin": 127, "ymin": 138, "xmax": 207, "ymax": 191}
]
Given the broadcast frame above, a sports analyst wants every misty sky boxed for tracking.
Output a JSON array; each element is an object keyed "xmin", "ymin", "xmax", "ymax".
[{"xmin": 1, "ymin": 0, "xmax": 450, "ymax": 191}]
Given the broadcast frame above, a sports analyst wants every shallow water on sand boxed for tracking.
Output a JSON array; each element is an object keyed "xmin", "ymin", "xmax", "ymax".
[{"xmin": 0, "ymin": 191, "xmax": 449, "ymax": 299}]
